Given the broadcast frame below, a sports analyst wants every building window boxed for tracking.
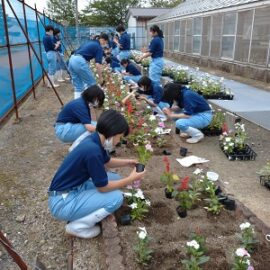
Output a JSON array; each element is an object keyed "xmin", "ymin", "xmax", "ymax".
[
  {"xmin": 249, "ymin": 7, "xmax": 270, "ymax": 66},
  {"xmin": 234, "ymin": 10, "xmax": 253, "ymax": 63},
  {"xmin": 193, "ymin": 17, "xmax": 202, "ymax": 54},
  {"xmin": 211, "ymin": 13, "xmax": 222, "ymax": 58},
  {"xmin": 180, "ymin": 20, "xmax": 186, "ymax": 52},
  {"xmin": 201, "ymin": 16, "xmax": 211, "ymax": 56},
  {"xmin": 221, "ymin": 13, "xmax": 237, "ymax": 59},
  {"xmin": 186, "ymin": 19, "xmax": 192, "ymax": 53},
  {"xmin": 174, "ymin": 21, "xmax": 180, "ymax": 51}
]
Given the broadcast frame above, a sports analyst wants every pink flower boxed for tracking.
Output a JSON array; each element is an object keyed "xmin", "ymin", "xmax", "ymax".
[
  {"xmin": 145, "ymin": 144, "xmax": 153, "ymax": 152},
  {"xmin": 247, "ymin": 267, "xmax": 254, "ymax": 270},
  {"xmin": 126, "ymin": 185, "xmax": 133, "ymax": 190},
  {"xmin": 133, "ymin": 180, "xmax": 141, "ymax": 189},
  {"xmin": 158, "ymin": 121, "xmax": 165, "ymax": 128}
]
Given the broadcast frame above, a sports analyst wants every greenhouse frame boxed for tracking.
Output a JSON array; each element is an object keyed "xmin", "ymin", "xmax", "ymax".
[{"xmin": 148, "ymin": 0, "xmax": 270, "ymax": 82}]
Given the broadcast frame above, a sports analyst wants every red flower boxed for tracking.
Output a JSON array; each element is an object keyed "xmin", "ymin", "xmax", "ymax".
[
  {"xmin": 138, "ymin": 118, "xmax": 144, "ymax": 128},
  {"xmin": 178, "ymin": 176, "xmax": 190, "ymax": 191},
  {"xmin": 126, "ymin": 100, "xmax": 134, "ymax": 114},
  {"xmin": 163, "ymin": 156, "xmax": 170, "ymax": 172}
]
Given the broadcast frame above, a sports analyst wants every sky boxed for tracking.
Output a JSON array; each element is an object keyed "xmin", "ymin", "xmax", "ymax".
[{"xmin": 25, "ymin": 0, "xmax": 89, "ymax": 13}]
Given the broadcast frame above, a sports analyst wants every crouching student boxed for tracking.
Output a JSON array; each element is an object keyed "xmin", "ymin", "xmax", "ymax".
[
  {"xmin": 105, "ymin": 55, "xmax": 122, "ymax": 72},
  {"xmin": 120, "ymin": 59, "xmax": 142, "ymax": 83},
  {"xmin": 136, "ymin": 76, "xmax": 169, "ymax": 112},
  {"xmin": 162, "ymin": 83, "xmax": 212, "ymax": 144},
  {"xmin": 48, "ymin": 110, "xmax": 146, "ymax": 238},
  {"xmin": 54, "ymin": 85, "xmax": 104, "ymax": 143}
]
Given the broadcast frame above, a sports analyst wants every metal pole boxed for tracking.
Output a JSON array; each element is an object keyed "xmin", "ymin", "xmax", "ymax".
[
  {"xmin": 1, "ymin": 0, "xmax": 20, "ymax": 121},
  {"xmin": 0, "ymin": 230, "xmax": 28, "ymax": 270},
  {"xmin": 22, "ymin": 0, "xmax": 36, "ymax": 99},
  {"xmin": 75, "ymin": 0, "xmax": 79, "ymax": 45},
  {"xmin": 5, "ymin": 0, "xmax": 64, "ymax": 106},
  {"xmin": 35, "ymin": 4, "xmax": 45, "ymax": 85}
]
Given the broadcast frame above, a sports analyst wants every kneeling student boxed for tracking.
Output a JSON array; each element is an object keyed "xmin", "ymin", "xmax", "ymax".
[{"xmin": 120, "ymin": 59, "xmax": 142, "ymax": 83}]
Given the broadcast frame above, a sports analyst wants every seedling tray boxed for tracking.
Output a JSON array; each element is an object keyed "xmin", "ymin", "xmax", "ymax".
[{"xmin": 220, "ymin": 142, "xmax": 257, "ymax": 161}]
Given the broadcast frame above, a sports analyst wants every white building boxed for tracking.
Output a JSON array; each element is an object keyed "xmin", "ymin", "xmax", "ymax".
[{"xmin": 126, "ymin": 7, "xmax": 171, "ymax": 49}]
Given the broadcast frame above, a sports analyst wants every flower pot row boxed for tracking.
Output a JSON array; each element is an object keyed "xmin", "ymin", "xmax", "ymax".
[{"xmin": 197, "ymin": 91, "xmax": 234, "ymax": 100}]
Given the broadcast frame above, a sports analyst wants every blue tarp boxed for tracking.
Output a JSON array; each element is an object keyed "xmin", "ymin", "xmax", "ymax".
[{"xmin": 0, "ymin": 0, "xmax": 64, "ymax": 119}]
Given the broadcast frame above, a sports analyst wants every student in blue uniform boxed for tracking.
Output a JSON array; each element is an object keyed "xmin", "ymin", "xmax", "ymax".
[
  {"xmin": 53, "ymin": 28, "xmax": 69, "ymax": 83},
  {"xmin": 110, "ymin": 33, "xmax": 120, "ymax": 57},
  {"xmin": 139, "ymin": 25, "xmax": 164, "ymax": 85},
  {"xmin": 68, "ymin": 33, "xmax": 109, "ymax": 99},
  {"xmin": 48, "ymin": 109, "xmax": 146, "ymax": 239},
  {"xmin": 114, "ymin": 25, "xmax": 131, "ymax": 61},
  {"xmin": 162, "ymin": 83, "xmax": 213, "ymax": 144},
  {"xmin": 43, "ymin": 25, "xmax": 61, "ymax": 88},
  {"xmin": 105, "ymin": 55, "xmax": 122, "ymax": 72},
  {"xmin": 120, "ymin": 59, "xmax": 142, "ymax": 83},
  {"xmin": 54, "ymin": 85, "xmax": 105, "ymax": 143},
  {"xmin": 137, "ymin": 76, "xmax": 169, "ymax": 110}
]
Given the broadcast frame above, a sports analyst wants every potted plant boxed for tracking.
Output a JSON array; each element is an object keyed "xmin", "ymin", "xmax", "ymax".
[
  {"xmin": 135, "ymin": 143, "xmax": 153, "ymax": 172},
  {"xmin": 258, "ymin": 161, "xmax": 270, "ymax": 189},
  {"xmin": 201, "ymin": 110, "xmax": 225, "ymax": 136},
  {"xmin": 173, "ymin": 69, "xmax": 190, "ymax": 84},
  {"xmin": 175, "ymin": 190, "xmax": 193, "ymax": 218},
  {"xmin": 160, "ymin": 157, "xmax": 179, "ymax": 198}
]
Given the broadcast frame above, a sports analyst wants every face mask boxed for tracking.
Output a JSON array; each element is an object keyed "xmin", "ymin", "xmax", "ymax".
[
  {"xmin": 104, "ymin": 137, "xmax": 114, "ymax": 152},
  {"xmin": 93, "ymin": 100, "xmax": 99, "ymax": 107}
]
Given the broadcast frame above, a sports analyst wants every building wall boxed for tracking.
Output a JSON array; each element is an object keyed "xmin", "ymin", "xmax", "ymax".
[{"xmin": 148, "ymin": 5, "xmax": 270, "ymax": 82}]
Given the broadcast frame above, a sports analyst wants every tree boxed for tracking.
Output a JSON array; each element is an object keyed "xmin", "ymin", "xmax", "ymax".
[
  {"xmin": 81, "ymin": 0, "xmax": 141, "ymax": 26},
  {"xmin": 46, "ymin": 0, "xmax": 76, "ymax": 26},
  {"xmin": 149, "ymin": 0, "xmax": 182, "ymax": 8}
]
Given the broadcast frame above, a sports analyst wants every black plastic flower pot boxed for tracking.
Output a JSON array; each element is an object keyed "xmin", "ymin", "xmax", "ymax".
[
  {"xmin": 215, "ymin": 186, "xmax": 223, "ymax": 196},
  {"xmin": 180, "ymin": 147, "xmax": 188, "ymax": 157},
  {"xmin": 165, "ymin": 188, "xmax": 173, "ymax": 199},
  {"xmin": 218, "ymin": 193, "xmax": 228, "ymax": 204},
  {"xmin": 136, "ymin": 163, "xmax": 145, "ymax": 172},
  {"xmin": 121, "ymin": 139, "xmax": 128, "ymax": 145},
  {"xmin": 176, "ymin": 206, "xmax": 187, "ymax": 218},
  {"xmin": 119, "ymin": 214, "xmax": 131, "ymax": 225},
  {"xmin": 223, "ymin": 198, "xmax": 236, "ymax": 211},
  {"xmin": 175, "ymin": 128, "xmax": 180, "ymax": 134}
]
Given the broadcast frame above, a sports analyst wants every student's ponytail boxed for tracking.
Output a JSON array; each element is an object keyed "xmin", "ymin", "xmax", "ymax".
[{"xmin": 150, "ymin": 25, "xmax": 164, "ymax": 38}]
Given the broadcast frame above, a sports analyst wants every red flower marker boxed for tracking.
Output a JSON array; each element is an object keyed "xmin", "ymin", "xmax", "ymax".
[{"xmin": 163, "ymin": 156, "xmax": 170, "ymax": 172}]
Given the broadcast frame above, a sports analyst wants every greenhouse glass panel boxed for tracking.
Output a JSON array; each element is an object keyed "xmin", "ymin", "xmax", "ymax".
[
  {"xmin": 250, "ymin": 7, "xmax": 270, "ymax": 65},
  {"xmin": 211, "ymin": 14, "xmax": 222, "ymax": 58},
  {"xmin": 201, "ymin": 16, "xmax": 211, "ymax": 56},
  {"xmin": 235, "ymin": 10, "xmax": 253, "ymax": 62},
  {"xmin": 221, "ymin": 36, "xmax": 235, "ymax": 58},
  {"xmin": 180, "ymin": 20, "xmax": 186, "ymax": 52},
  {"xmin": 223, "ymin": 13, "xmax": 236, "ymax": 35}
]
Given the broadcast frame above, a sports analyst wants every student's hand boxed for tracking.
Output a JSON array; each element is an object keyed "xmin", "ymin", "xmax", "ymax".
[
  {"xmin": 163, "ymin": 108, "xmax": 172, "ymax": 116},
  {"xmin": 129, "ymin": 168, "xmax": 146, "ymax": 182},
  {"xmin": 125, "ymin": 159, "xmax": 138, "ymax": 167}
]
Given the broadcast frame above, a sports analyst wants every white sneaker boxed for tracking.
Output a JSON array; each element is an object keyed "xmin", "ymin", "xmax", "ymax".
[
  {"xmin": 65, "ymin": 224, "xmax": 101, "ymax": 239},
  {"xmin": 186, "ymin": 134, "xmax": 204, "ymax": 144},
  {"xmin": 56, "ymin": 71, "xmax": 65, "ymax": 82},
  {"xmin": 180, "ymin": 132, "xmax": 190, "ymax": 138}
]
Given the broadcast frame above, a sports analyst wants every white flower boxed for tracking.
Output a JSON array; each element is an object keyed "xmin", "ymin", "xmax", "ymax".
[
  {"xmin": 134, "ymin": 189, "xmax": 145, "ymax": 200},
  {"xmin": 225, "ymin": 137, "xmax": 231, "ymax": 142},
  {"xmin": 123, "ymin": 192, "xmax": 132, "ymax": 197},
  {"xmin": 129, "ymin": 203, "xmax": 138, "ymax": 209},
  {"xmin": 193, "ymin": 168, "xmax": 203, "ymax": 175},
  {"xmin": 149, "ymin": 115, "xmax": 156, "ymax": 121},
  {"xmin": 239, "ymin": 222, "xmax": 251, "ymax": 231},
  {"xmin": 187, "ymin": 240, "xmax": 200, "ymax": 250},
  {"xmin": 145, "ymin": 200, "xmax": 151, "ymax": 206},
  {"xmin": 142, "ymin": 123, "xmax": 148, "ymax": 127},
  {"xmin": 246, "ymin": 259, "xmax": 251, "ymax": 265},
  {"xmin": 137, "ymin": 227, "xmax": 147, "ymax": 240},
  {"xmin": 235, "ymin": 248, "xmax": 250, "ymax": 257},
  {"xmin": 229, "ymin": 142, "xmax": 234, "ymax": 146},
  {"xmin": 224, "ymin": 146, "xmax": 228, "ymax": 150}
]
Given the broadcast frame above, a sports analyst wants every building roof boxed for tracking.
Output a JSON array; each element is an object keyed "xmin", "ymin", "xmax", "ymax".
[
  {"xmin": 150, "ymin": 0, "xmax": 263, "ymax": 23},
  {"xmin": 126, "ymin": 7, "xmax": 171, "ymax": 20}
]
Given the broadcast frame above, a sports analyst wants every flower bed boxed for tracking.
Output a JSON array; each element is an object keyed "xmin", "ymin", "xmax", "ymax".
[{"xmin": 89, "ymin": 60, "xmax": 267, "ymax": 269}]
